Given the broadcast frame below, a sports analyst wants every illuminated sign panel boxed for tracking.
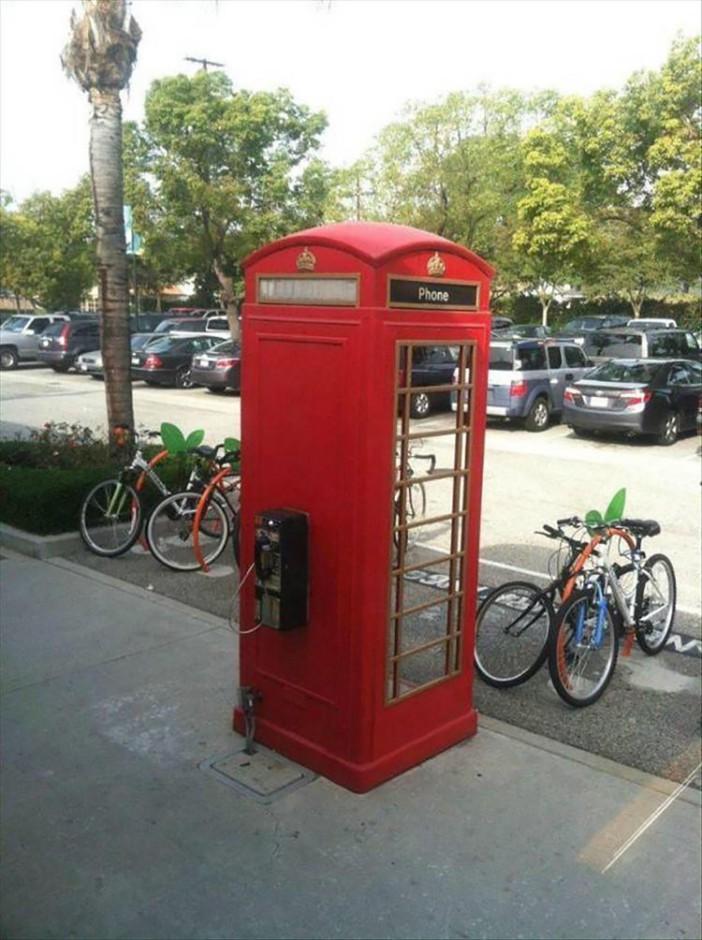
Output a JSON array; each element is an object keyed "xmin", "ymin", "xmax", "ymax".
[{"xmin": 258, "ymin": 276, "xmax": 358, "ymax": 306}]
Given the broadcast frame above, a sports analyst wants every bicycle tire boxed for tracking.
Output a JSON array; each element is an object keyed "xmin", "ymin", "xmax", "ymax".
[
  {"xmin": 635, "ymin": 553, "xmax": 676, "ymax": 655},
  {"xmin": 79, "ymin": 479, "xmax": 142, "ymax": 557},
  {"xmin": 548, "ymin": 589, "xmax": 618, "ymax": 708},
  {"xmin": 407, "ymin": 480, "xmax": 427, "ymax": 521},
  {"xmin": 231, "ymin": 510, "xmax": 240, "ymax": 568},
  {"xmin": 474, "ymin": 581, "xmax": 554, "ymax": 688},
  {"xmin": 146, "ymin": 491, "xmax": 229, "ymax": 572}
]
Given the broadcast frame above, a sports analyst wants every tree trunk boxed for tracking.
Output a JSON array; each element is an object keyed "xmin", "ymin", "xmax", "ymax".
[
  {"xmin": 538, "ymin": 288, "xmax": 552, "ymax": 328},
  {"xmin": 156, "ymin": 291, "xmax": 162, "ymax": 313},
  {"xmin": 628, "ymin": 296, "xmax": 644, "ymax": 318},
  {"xmin": 89, "ymin": 87, "xmax": 134, "ymax": 434},
  {"xmin": 214, "ymin": 259, "xmax": 240, "ymax": 341}
]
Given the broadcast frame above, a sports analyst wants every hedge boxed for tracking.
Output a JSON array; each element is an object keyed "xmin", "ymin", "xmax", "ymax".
[{"xmin": 0, "ymin": 451, "xmax": 189, "ymax": 535}]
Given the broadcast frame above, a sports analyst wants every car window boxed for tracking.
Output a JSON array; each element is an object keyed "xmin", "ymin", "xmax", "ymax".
[
  {"xmin": 564, "ymin": 346, "xmax": 587, "ymax": 367},
  {"xmin": 547, "ymin": 347, "xmax": 562, "ymax": 369},
  {"xmin": 74, "ymin": 323, "xmax": 99, "ymax": 335},
  {"xmin": 684, "ymin": 333, "xmax": 699, "ymax": 353},
  {"xmin": 26, "ymin": 318, "xmax": 50, "ymax": 334},
  {"xmin": 668, "ymin": 364, "xmax": 692, "ymax": 386},
  {"xmin": 1, "ymin": 316, "xmax": 31, "ymax": 333},
  {"xmin": 595, "ymin": 333, "xmax": 643, "ymax": 357},
  {"xmin": 42, "ymin": 322, "xmax": 66, "ymax": 337},
  {"xmin": 516, "ymin": 346, "xmax": 546, "ymax": 371},
  {"xmin": 189, "ymin": 337, "xmax": 215, "ymax": 352},
  {"xmin": 687, "ymin": 361, "xmax": 702, "ymax": 383},
  {"xmin": 208, "ymin": 318, "xmax": 228, "ymax": 331},
  {"xmin": 210, "ymin": 340, "xmax": 236, "ymax": 355},
  {"xmin": 650, "ymin": 334, "xmax": 684, "ymax": 357},
  {"xmin": 588, "ymin": 360, "xmax": 659, "ymax": 383},
  {"xmin": 488, "ymin": 346, "xmax": 514, "ymax": 371}
]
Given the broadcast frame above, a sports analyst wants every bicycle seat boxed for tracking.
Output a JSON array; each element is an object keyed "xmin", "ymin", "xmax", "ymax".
[
  {"xmin": 619, "ymin": 518, "xmax": 661, "ymax": 538},
  {"xmin": 189, "ymin": 445, "xmax": 217, "ymax": 459}
]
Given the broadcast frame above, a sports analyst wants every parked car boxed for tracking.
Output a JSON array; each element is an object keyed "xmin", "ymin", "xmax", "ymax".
[
  {"xmin": 76, "ymin": 333, "xmax": 160, "ymax": 379},
  {"xmin": 555, "ymin": 315, "xmax": 630, "ymax": 345},
  {"xmin": 564, "ymin": 358, "xmax": 702, "ymax": 446},
  {"xmin": 584, "ymin": 328, "xmax": 701, "ymax": 364},
  {"xmin": 131, "ymin": 334, "xmax": 220, "ymax": 387},
  {"xmin": 35, "ymin": 319, "xmax": 100, "ymax": 371},
  {"xmin": 626, "ymin": 317, "xmax": 677, "ymax": 330},
  {"xmin": 129, "ymin": 313, "xmax": 168, "ymax": 333},
  {"xmin": 454, "ymin": 338, "xmax": 592, "ymax": 431},
  {"xmin": 189, "ymin": 340, "xmax": 241, "ymax": 393},
  {"xmin": 0, "ymin": 313, "xmax": 70, "ymax": 369},
  {"xmin": 400, "ymin": 345, "xmax": 460, "ymax": 418}
]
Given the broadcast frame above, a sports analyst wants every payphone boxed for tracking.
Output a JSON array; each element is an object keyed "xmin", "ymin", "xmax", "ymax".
[{"xmin": 254, "ymin": 509, "xmax": 309, "ymax": 630}]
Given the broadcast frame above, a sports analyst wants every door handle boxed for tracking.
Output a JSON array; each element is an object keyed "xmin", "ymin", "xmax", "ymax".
[{"xmin": 565, "ymin": 373, "xmax": 574, "ymax": 380}]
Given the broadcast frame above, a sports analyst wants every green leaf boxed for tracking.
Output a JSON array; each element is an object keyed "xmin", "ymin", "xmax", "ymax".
[
  {"xmin": 223, "ymin": 437, "xmax": 241, "ymax": 453},
  {"xmin": 160, "ymin": 422, "xmax": 186, "ymax": 455},
  {"xmin": 585, "ymin": 509, "xmax": 604, "ymax": 529},
  {"xmin": 184, "ymin": 429, "xmax": 205, "ymax": 451},
  {"xmin": 604, "ymin": 488, "xmax": 626, "ymax": 524}
]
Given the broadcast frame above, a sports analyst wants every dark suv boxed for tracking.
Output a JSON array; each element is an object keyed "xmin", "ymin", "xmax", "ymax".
[
  {"xmin": 585, "ymin": 328, "xmax": 701, "ymax": 365},
  {"xmin": 36, "ymin": 319, "xmax": 100, "ymax": 371},
  {"xmin": 556, "ymin": 315, "xmax": 630, "ymax": 345}
]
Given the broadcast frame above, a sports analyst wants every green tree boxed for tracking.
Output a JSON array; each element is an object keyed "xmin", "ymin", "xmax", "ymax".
[
  {"xmin": 513, "ymin": 123, "xmax": 592, "ymax": 325},
  {"xmin": 139, "ymin": 72, "xmax": 329, "ymax": 338},
  {"xmin": 0, "ymin": 182, "xmax": 95, "ymax": 310},
  {"xmin": 353, "ymin": 88, "xmax": 559, "ymax": 299}
]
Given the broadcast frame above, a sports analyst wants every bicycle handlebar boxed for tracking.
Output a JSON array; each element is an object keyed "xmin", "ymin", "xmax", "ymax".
[{"xmin": 412, "ymin": 453, "xmax": 437, "ymax": 473}]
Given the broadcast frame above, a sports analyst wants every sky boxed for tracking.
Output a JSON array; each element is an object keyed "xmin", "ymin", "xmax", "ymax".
[{"xmin": 1, "ymin": 0, "xmax": 700, "ymax": 203}]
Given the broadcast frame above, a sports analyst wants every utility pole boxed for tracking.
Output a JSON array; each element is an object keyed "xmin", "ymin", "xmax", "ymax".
[{"xmin": 184, "ymin": 56, "xmax": 224, "ymax": 72}]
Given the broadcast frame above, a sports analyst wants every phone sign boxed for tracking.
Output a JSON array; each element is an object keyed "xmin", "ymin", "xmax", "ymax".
[{"xmin": 388, "ymin": 276, "xmax": 479, "ymax": 310}]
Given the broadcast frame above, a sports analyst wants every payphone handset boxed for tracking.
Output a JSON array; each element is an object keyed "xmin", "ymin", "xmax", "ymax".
[{"xmin": 253, "ymin": 509, "xmax": 309, "ymax": 630}]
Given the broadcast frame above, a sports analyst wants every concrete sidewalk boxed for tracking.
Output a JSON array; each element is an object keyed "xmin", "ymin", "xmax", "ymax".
[{"xmin": 1, "ymin": 552, "xmax": 700, "ymax": 940}]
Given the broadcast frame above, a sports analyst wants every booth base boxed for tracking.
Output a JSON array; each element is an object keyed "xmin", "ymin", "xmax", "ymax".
[{"xmin": 233, "ymin": 707, "xmax": 478, "ymax": 793}]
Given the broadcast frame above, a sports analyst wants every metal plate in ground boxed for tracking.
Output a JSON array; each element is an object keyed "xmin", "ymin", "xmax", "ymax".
[{"xmin": 199, "ymin": 744, "xmax": 317, "ymax": 804}]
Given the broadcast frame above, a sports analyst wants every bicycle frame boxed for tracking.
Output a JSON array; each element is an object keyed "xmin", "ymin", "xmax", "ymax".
[{"xmin": 192, "ymin": 466, "xmax": 240, "ymax": 571}]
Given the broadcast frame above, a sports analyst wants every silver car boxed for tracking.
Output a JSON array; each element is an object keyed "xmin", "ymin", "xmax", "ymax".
[{"xmin": 0, "ymin": 314, "xmax": 69, "ymax": 369}]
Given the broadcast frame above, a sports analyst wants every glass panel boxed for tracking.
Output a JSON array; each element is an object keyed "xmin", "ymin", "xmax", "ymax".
[{"xmin": 388, "ymin": 341, "xmax": 475, "ymax": 702}]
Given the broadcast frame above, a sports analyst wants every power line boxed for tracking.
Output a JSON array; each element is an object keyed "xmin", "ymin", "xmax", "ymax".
[{"xmin": 184, "ymin": 56, "xmax": 224, "ymax": 72}]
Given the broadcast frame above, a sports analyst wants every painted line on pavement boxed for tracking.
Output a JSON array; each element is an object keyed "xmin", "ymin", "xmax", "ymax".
[{"xmin": 601, "ymin": 761, "xmax": 702, "ymax": 873}]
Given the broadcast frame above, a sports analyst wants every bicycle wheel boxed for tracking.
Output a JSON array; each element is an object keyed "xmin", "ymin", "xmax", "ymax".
[
  {"xmin": 407, "ymin": 480, "xmax": 427, "ymax": 521},
  {"xmin": 548, "ymin": 589, "xmax": 618, "ymax": 707},
  {"xmin": 79, "ymin": 479, "xmax": 142, "ymax": 557},
  {"xmin": 146, "ymin": 491, "xmax": 229, "ymax": 572},
  {"xmin": 635, "ymin": 553, "xmax": 676, "ymax": 655},
  {"xmin": 474, "ymin": 581, "xmax": 553, "ymax": 688}
]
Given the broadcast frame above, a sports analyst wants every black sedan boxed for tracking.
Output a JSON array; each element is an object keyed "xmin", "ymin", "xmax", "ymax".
[
  {"xmin": 131, "ymin": 335, "xmax": 219, "ymax": 388},
  {"xmin": 563, "ymin": 358, "xmax": 701, "ymax": 445},
  {"xmin": 189, "ymin": 340, "xmax": 241, "ymax": 393}
]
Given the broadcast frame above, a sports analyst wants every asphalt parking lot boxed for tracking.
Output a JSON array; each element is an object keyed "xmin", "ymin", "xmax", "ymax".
[{"xmin": 1, "ymin": 365, "xmax": 701, "ymax": 787}]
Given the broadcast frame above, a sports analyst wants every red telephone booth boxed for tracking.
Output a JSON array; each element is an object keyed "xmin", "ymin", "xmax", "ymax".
[{"xmin": 235, "ymin": 222, "xmax": 494, "ymax": 792}]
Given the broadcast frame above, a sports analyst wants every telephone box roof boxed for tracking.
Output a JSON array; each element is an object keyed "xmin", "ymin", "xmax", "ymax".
[{"xmin": 243, "ymin": 221, "xmax": 495, "ymax": 276}]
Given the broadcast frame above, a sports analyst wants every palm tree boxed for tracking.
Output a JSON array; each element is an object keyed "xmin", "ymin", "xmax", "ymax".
[{"xmin": 62, "ymin": 0, "xmax": 141, "ymax": 437}]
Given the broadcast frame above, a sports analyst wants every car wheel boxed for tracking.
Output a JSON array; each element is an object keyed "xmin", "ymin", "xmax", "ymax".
[
  {"xmin": 656, "ymin": 411, "xmax": 680, "ymax": 446},
  {"xmin": 207, "ymin": 386, "xmax": 225, "ymax": 394},
  {"xmin": 0, "ymin": 347, "xmax": 18, "ymax": 370},
  {"xmin": 409, "ymin": 391, "xmax": 432, "ymax": 419},
  {"xmin": 174, "ymin": 367, "xmax": 193, "ymax": 389},
  {"xmin": 144, "ymin": 380, "xmax": 160, "ymax": 386},
  {"xmin": 51, "ymin": 364, "xmax": 70, "ymax": 373},
  {"xmin": 571, "ymin": 426, "xmax": 593, "ymax": 439},
  {"xmin": 525, "ymin": 396, "xmax": 550, "ymax": 432}
]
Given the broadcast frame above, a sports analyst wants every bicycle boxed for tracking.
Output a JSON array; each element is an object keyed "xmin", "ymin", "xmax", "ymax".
[
  {"xmin": 474, "ymin": 517, "xmax": 635, "ymax": 688},
  {"xmin": 393, "ymin": 447, "xmax": 436, "ymax": 562},
  {"xmin": 548, "ymin": 518, "xmax": 676, "ymax": 707},
  {"xmin": 145, "ymin": 449, "xmax": 241, "ymax": 572},
  {"xmin": 79, "ymin": 429, "xmax": 172, "ymax": 557}
]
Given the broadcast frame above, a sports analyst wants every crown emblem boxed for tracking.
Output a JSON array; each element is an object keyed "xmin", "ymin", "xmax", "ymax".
[
  {"xmin": 427, "ymin": 252, "xmax": 446, "ymax": 277},
  {"xmin": 296, "ymin": 246, "xmax": 316, "ymax": 271}
]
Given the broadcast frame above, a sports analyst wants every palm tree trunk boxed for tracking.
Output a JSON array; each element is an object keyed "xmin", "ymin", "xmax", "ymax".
[{"xmin": 89, "ymin": 87, "xmax": 134, "ymax": 433}]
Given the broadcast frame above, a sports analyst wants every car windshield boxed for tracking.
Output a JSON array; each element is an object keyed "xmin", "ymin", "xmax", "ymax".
[
  {"xmin": 489, "ymin": 345, "xmax": 514, "ymax": 370},
  {"xmin": 590, "ymin": 333, "xmax": 643, "ymax": 357},
  {"xmin": 586, "ymin": 360, "xmax": 659, "ymax": 384},
  {"xmin": 209, "ymin": 340, "xmax": 237, "ymax": 356},
  {"xmin": 509, "ymin": 325, "xmax": 548, "ymax": 338},
  {"xmin": 140, "ymin": 336, "xmax": 182, "ymax": 353},
  {"xmin": 1, "ymin": 316, "xmax": 31, "ymax": 333},
  {"xmin": 131, "ymin": 333, "xmax": 158, "ymax": 351},
  {"xmin": 560, "ymin": 318, "xmax": 602, "ymax": 333},
  {"xmin": 170, "ymin": 320, "xmax": 207, "ymax": 333}
]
